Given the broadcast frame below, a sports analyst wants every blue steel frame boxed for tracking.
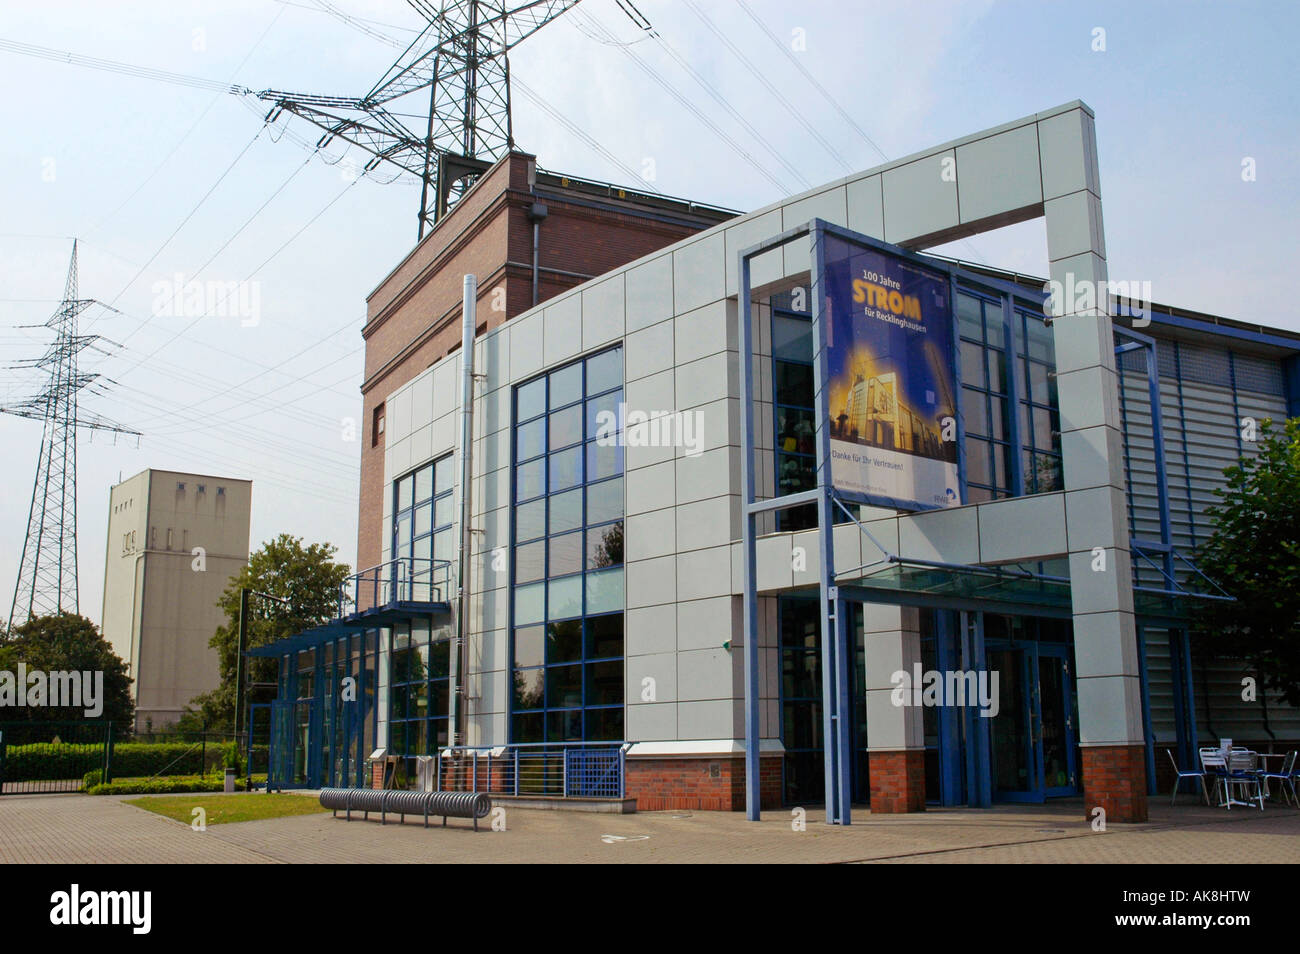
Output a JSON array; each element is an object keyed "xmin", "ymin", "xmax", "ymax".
[
  {"xmin": 738, "ymin": 220, "xmax": 1061, "ymax": 822},
  {"xmin": 984, "ymin": 636, "xmax": 1078, "ymax": 802},
  {"xmin": 506, "ymin": 344, "xmax": 627, "ymax": 746}
]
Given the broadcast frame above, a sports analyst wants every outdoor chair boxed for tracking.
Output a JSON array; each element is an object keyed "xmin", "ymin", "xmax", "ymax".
[
  {"xmin": 1200, "ymin": 747, "xmax": 1228, "ymax": 805},
  {"xmin": 1166, "ymin": 748, "xmax": 1209, "ymax": 806},
  {"xmin": 1224, "ymin": 748, "xmax": 1264, "ymax": 810},
  {"xmin": 1260, "ymin": 750, "xmax": 1298, "ymax": 807}
]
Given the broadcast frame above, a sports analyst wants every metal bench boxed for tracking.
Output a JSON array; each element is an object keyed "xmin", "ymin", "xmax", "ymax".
[{"xmin": 319, "ymin": 787, "xmax": 492, "ymax": 830}]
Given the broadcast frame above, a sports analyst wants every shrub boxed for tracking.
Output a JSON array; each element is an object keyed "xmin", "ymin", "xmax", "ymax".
[
  {"xmin": 4, "ymin": 741, "xmax": 268, "ymax": 783},
  {"xmin": 220, "ymin": 741, "xmax": 243, "ymax": 774},
  {"xmin": 88, "ymin": 775, "xmax": 251, "ymax": 796}
]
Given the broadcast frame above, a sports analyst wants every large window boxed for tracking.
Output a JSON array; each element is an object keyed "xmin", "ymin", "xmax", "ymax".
[
  {"xmin": 779, "ymin": 596, "xmax": 823, "ymax": 804},
  {"xmin": 393, "ymin": 455, "xmax": 455, "ymax": 601},
  {"xmin": 511, "ymin": 347, "xmax": 625, "ymax": 743},
  {"xmin": 1014, "ymin": 308, "xmax": 1062, "ymax": 493},
  {"xmin": 388, "ymin": 454, "xmax": 455, "ymax": 776},
  {"xmin": 957, "ymin": 290, "xmax": 1013, "ymax": 501},
  {"xmin": 773, "ymin": 301, "xmax": 818, "ymax": 531},
  {"xmin": 388, "ymin": 627, "xmax": 451, "ymax": 776}
]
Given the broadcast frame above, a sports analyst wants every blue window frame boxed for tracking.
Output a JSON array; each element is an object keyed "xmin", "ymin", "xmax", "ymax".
[
  {"xmin": 511, "ymin": 346, "xmax": 625, "ymax": 743},
  {"xmin": 388, "ymin": 454, "xmax": 455, "ymax": 773},
  {"xmin": 772, "ymin": 296, "xmax": 818, "ymax": 531},
  {"xmin": 956, "ymin": 289, "xmax": 1014, "ymax": 501},
  {"xmin": 388, "ymin": 628, "xmax": 451, "ymax": 776},
  {"xmin": 779, "ymin": 595, "xmax": 824, "ymax": 804},
  {"xmin": 393, "ymin": 455, "xmax": 455, "ymax": 599},
  {"xmin": 1013, "ymin": 308, "xmax": 1063, "ymax": 493}
]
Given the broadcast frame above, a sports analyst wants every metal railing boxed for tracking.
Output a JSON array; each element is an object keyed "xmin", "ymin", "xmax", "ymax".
[
  {"xmin": 337, "ymin": 557, "xmax": 452, "ymax": 617},
  {"xmin": 430, "ymin": 742, "xmax": 626, "ymax": 799}
]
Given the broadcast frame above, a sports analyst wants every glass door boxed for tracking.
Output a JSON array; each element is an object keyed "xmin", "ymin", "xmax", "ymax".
[
  {"xmin": 1036, "ymin": 645, "xmax": 1077, "ymax": 796},
  {"xmin": 986, "ymin": 640, "xmax": 1078, "ymax": 801},
  {"xmin": 988, "ymin": 644, "xmax": 1037, "ymax": 800}
]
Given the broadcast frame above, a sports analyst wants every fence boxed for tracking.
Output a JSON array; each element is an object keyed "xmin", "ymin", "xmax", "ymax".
[
  {"xmin": 432, "ymin": 743, "xmax": 625, "ymax": 799},
  {"xmin": 0, "ymin": 721, "xmax": 113, "ymax": 794},
  {"xmin": 0, "ymin": 723, "xmax": 261, "ymax": 793},
  {"xmin": 126, "ymin": 729, "xmax": 258, "ymax": 776}
]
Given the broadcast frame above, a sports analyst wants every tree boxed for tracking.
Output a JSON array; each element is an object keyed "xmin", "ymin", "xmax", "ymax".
[
  {"xmin": 0, "ymin": 613, "xmax": 134, "ymax": 725},
  {"xmin": 182, "ymin": 534, "xmax": 351, "ymax": 729},
  {"xmin": 1193, "ymin": 417, "xmax": 1300, "ymax": 706}
]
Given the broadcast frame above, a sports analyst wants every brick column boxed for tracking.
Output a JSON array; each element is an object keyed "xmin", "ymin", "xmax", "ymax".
[
  {"xmin": 1081, "ymin": 744, "xmax": 1147, "ymax": 823},
  {"xmin": 862, "ymin": 604, "xmax": 926, "ymax": 813},
  {"xmin": 869, "ymin": 750, "xmax": 926, "ymax": 813}
]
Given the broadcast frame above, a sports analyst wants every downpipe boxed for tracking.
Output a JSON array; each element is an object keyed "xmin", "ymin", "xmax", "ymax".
[{"xmin": 454, "ymin": 274, "xmax": 477, "ymax": 746}]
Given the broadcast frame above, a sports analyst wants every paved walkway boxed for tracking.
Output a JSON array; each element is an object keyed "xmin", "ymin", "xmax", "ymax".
[{"xmin": 1, "ymin": 792, "xmax": 1297, "ymax": 863}]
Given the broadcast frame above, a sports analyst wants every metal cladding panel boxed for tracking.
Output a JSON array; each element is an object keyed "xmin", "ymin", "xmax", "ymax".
[{"xmin": 1192, "ymin": 657, "xmax": 1300, "ymax": 742}]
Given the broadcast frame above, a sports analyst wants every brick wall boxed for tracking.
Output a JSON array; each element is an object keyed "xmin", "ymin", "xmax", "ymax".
[
  {"xmin": 868, "ymin": 750, "xmax": 926, "ymax": 813},
  {"xmin": 1081, "ymin": 743, "xmax": 1148, "ymax": 822},
  {"xmin": 625, "ymin": 756, "xmax": 782, "ymax": 812},
  {"xmin": 355, "ymin": 151, "xmax": 729, "ymax": 575}
]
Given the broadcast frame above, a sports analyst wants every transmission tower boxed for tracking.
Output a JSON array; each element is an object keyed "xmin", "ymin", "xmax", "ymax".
[
  {"xmin": 3, "ymin": 241, "xmax": 139, "ymax": 628},
  {"xmin": 256, "ymin": 0, "xmax": 582, "ymax": 239}
]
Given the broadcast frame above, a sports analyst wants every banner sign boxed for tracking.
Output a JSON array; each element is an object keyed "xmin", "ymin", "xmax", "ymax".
[{"xmin": 821, "ymin": 233, "xmax": 962, "ymax": 510}]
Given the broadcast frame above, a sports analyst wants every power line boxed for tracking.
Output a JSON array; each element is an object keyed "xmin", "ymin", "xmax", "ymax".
[
  {"xmin": 565, "ymin": 7, "xmax": 792, "ymax": 195},
  {"xmin": 683, "ymin": 0, "xmax": 855, "ymax": 175},
  {"xmin": 125, "ymin": 313, "xmax": 364, "ymax": 428},
  {"xmin": 0, "ymin": 36, "xmax": 254, "ymax": 96},
  {"xmin": 81, "ymin": 6, "xmax": 289, "ymax": 239},
  {"xmin": 608, "ymin": 7, "xmax": 814, "ymax": 190},
  {"xmin": 104, "ymin": 172, "xmax": 362, "ymax": 380},
  {"xmin": 733, "ymin": 0, "xmax": 888, "ymax": 164},
  {"xmin": 83, "ymin": 127, "xmax": 269, "ymax": 330},
  {"xmin": 105, "ymin": 145, "xmax": 319, "ymax": 352},
  {"xmin": 731, "ymin": 1, "xmax": 988, "ymax": 264}
]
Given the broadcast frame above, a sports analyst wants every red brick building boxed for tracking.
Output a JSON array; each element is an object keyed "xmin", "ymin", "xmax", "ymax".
[{"xmin": 357, "ymin": 152, "xmax": 734, "ymax": 574}]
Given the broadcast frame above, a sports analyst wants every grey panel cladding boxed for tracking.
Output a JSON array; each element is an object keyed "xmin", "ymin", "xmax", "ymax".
[
  {"xmin": 1117, "ymin": 338, "xmax": 1287, "ymax": 571},
  {"xmin": 1191, "ymin": 654, "xmax": 1300, "ymax": 742}
]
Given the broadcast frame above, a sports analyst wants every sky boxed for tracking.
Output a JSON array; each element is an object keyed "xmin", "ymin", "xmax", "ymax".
[{"xmin": 0, "ymin": 0, "xmax": 1296, "ymax": 627}]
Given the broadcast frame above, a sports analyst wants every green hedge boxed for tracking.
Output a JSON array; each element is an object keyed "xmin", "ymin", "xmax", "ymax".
[
  {"xmin": 88, "ymin": 775, "xmax": 251, "ymax": 796},
  {"xmin": 3, "ymin": 742, "xmax": 269, "ymax": 783}
]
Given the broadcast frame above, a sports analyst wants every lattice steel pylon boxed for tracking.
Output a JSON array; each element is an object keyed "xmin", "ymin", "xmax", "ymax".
[
  {"xmin": 3, "ymin": 241, "xmax": 139, "ymax": 628},
  {"xmin": 256, "ymin": 0, "xmax": 581, "ymax": 240}
]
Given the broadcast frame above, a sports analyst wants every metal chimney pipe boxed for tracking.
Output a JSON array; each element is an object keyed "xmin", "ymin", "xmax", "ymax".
[{"xmin": 454, "ymin": 274, "xmax": 477, "ymax": 746}]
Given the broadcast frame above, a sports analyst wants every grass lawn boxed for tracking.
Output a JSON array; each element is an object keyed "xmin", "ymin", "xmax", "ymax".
[{"xmin": 124, "ymin": 793, "xmax": 328, "ymax": 825}]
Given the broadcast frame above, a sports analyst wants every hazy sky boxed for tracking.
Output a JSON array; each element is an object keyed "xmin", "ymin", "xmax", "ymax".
[{"xmin": 1, "ymin": 0, "xmax": 1296, "ymax": 626}]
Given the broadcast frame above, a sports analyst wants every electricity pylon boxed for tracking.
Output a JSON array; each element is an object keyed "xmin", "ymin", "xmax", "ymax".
[
  {"xmin": 257, "ymin": 0, "xmax": 582, "ymax": 239},
  {"xmin": 3, "ymin": 241, "xmax": 139, "ymax": 628}
]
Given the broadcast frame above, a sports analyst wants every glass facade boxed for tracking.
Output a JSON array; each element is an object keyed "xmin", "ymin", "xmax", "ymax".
[
  {"xmin": 511, "ymin": 346, "xmax": 626, "ymax": 743},
  {"xmin": 1014, "ymin": 307, "xmax": 1063, "ymax": 493},
  {"xmin": 388, "ymin": 626, "xmax": 451, "ymax": 778},
  {"xmin": 772, "ymin": 302, "xmax": 817, "ymax": 531},
  {"xmin": 779, "ymin": 596, "xmax": 823, "ymax": 803},
  {"xmin": 274, "ymin": 631, "xmax": 377, "ymax": 789},
  {"xmin": 393, "ymin": 454, "xmax": 455, "ymax": 601},
  {"xmin": 387, "ymin": 453, "xmax": 456, "ymax": 777},
  {"xmin": 956, "ymin": 289, "xmax": 1014, "ymax": 501}
]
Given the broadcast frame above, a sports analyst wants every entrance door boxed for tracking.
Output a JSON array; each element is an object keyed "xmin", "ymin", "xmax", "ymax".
[{"xmin": 986, "ymin": 641, "xmax": 1077, "ymax": 801}]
